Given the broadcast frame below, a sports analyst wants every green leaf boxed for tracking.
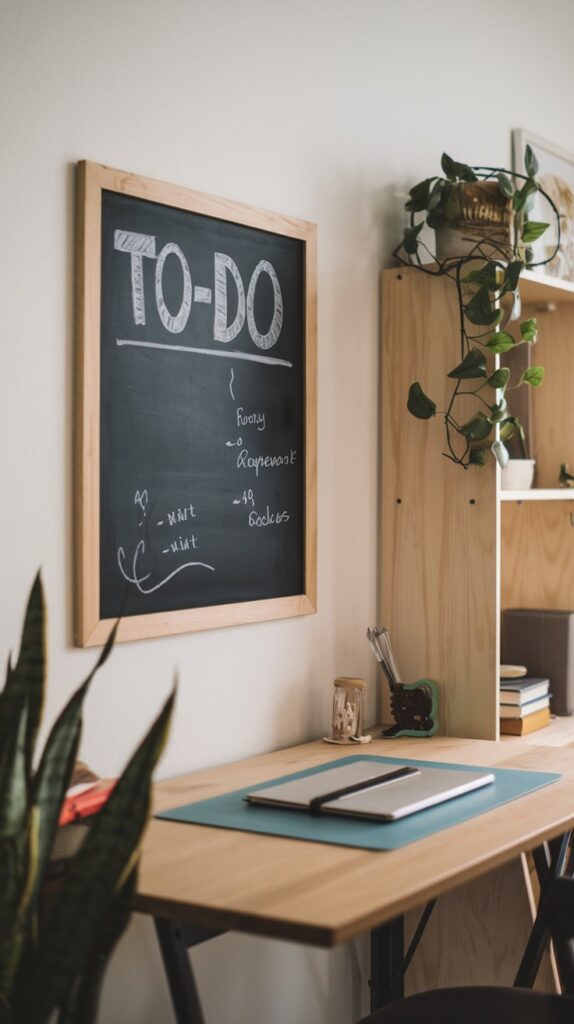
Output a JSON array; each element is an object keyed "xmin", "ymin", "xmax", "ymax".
[
  {"xmin": 492, "ymin": 439, "xmax": 510, "ymax": 469},
  {"xmin": 407, "ymin": 382, "xmax": 436, "ymax": 420},
  {"xmin": 525, "ymin": 246, "xmax": 534, "ymax": 266},
  {"xmin": 525, "ymin": 143, "xmax": 539, "ymax": 177},
  {"xmin": 0, "ymin": 573, "xmax": 45, "ymax": 780},
  {"xmin": 520, "ymin": 317, "xmax": 537, "ymax": 342},
  {"xmin": 500, "ymin": 261, "xmax": 523, "ymax": 295},
  {"xmin": 461, "ymin": 261, "xmax": 500, "ymax": 290},
  {"xmin": 426, "ymin": 209, "xmax": 446, "ymax": 230},
  {"xmin": 403, "ymin": 222, "xmax": 424, "ymax": 255},
  {"xmin": 464, "ymin": 286, "xmax": 501, "ymax": 326},
  {"xmin": 499, "ymin": 416, "xmax": 519, "ymax": 442},
  {"xmin": 427, "ymin": 178, "xmax": 445, "ymax": 211},
  {"xmin": 447, "ymin": 347, "xmax": 487, "ymax": 380},
  {"xmin": 485, "ymin": 331, "xmax": 515, "ymax": 354},
  {"xmin": 469, "ymin": 447, "xmax": 488, "ymax": 466},
  {"xmin": 0, "ymin": 700, "xmax": 29, "ymax": 1003},
  {"xmin": 441, "ymin": 153, "xmax": 478, "ymax": 182},
  {"xmin": 522, "ymin": 220, "xmax": 549, "ymax": 243},
  {"xmin": 513, "ymin": 177, "xmax": 538, "ymax": 211},
  {"xmin": 486, "ymin": 367, "xmax": 510, "ymax": 390},
  {"xmin": 461, "ymin": 411, "xmax": 492, "ymax": 442},
  {"xmin": 405, "ymin": 178, "xmax": 434, "ymax": 213},
  {"xmin": 497, "ymin": 173, "xmax": 514, "ymax": 198},
  {"xmin": 16, "ymin": 690, "xmax": 175, "ymax": 1024},
  {"xmin": 31, "ymin": 624, "xmax": 117, "ymax": 898},
  {"xmin": 490, "ymin": 399, "xmax": 508, "ymax": 423},
  {"xmin": 521, "ymin": 365, "xmax": 545, "ymax": 387},
  {"xmin": 64, "ymin": 866, "xmax": 138, "ymax": 1024}
]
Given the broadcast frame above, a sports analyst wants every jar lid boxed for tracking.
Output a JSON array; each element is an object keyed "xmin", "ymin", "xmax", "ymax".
[{"xmin": 333, "ymin": 676, "xmax": 367, "ymax": 691}]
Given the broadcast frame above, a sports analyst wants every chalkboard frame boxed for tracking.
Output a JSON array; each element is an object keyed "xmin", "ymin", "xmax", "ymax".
[{"xmin": 75, "ymin": 161, "xmax": 317, "ymax": 646}]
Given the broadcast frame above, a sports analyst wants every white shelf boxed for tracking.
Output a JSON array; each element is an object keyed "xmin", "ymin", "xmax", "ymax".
[
  {"xmin": 520, "ymin": 269, "xmax": 574, "ymax": 305},
  {"xmin": 500, "ymin": 488, "xmax": 574, "ymax": 502}
]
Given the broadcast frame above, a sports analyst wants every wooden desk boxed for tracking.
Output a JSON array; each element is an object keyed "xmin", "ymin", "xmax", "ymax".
[{"xmin": 136, "ymin": 733, "xmax": 574, "ymax": 1020}]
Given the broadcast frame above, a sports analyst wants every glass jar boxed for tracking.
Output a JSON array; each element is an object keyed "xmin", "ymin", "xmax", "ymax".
[{"xmin": 331, "ymin": 677, "xmax": 366, "ymax": 742}]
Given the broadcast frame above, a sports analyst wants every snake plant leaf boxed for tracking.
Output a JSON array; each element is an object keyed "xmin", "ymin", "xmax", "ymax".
[
  {"xmin": 447, "ymin": 347, "xmax": 486, "ymax": 380},
  {"xmin": 464, "ymin": 287, "xmax": 501, "ymax": 327},
  {"xmin": 0, "ymin": 806, "xmax": 40, "ymax": 1009},
  {"xmin": 0, "ymin": 700, "xmax": 29, "ymax": 1003},
  {"xmin": 17, "ymin": 690, "xmax": 175, "ymax": 1024},
  {"xmin": 0, "ymin": 572, "xmax": 46, "ymax": 778},
  {"xmin": 62, "ymin": 866, "xmax": 138, "ymax": 1024},
  {"xmin": 407, "ymin": 382, "xmax": 436, "ymax": 419},
  {"xmin": 31, "ymin": 623, "xmax": 118, "ymax": 901}
]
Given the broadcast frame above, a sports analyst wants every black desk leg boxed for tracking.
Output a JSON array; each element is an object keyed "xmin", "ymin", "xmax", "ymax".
[
  {"xmin": 155, "ymin": 918, "xmax": 206, "ymax": 1024},
  {"xmin": 514, "ymin": 832, "xmax": 571, "ymax": 990},
  {"xmin": 370, "ymin": 916, "xmax": 404, "ymax": 1011}
]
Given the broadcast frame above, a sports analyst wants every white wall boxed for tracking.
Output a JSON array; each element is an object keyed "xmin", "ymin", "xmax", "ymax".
[{"xmin": 2, "ymin": 1, "xmax": 574, "ymax": 1021}]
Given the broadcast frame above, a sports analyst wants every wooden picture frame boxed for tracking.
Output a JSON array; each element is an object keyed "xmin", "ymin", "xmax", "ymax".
[{"xmin": 75, "ymin": 161, "xmax": 317, "ymax": 645}]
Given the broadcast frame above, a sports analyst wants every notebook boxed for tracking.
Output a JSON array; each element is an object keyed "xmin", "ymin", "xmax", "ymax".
[{"xmin": 245, "ymin": 760, "xmax": 494, "ymax": 822}]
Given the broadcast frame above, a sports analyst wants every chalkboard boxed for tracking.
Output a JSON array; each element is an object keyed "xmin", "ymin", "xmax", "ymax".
[{"xmin": 75, "ymin": 162, "xmax": 317, "ymax": 645}]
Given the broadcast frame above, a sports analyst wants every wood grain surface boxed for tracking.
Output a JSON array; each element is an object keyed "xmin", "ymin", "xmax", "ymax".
[{"xmin": 136, "ymin": 733, "xmax": 574, "ymax": 947}]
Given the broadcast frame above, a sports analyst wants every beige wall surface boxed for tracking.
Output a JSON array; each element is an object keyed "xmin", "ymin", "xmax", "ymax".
[{"xmin": 2, "ymin": 1, "xmax": 574, "ymax": 1020}]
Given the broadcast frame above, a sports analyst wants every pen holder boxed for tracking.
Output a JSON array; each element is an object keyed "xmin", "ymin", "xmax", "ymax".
[{"xmin": 381, "ymin": 679, "xmax": 439, "ymax": 739}]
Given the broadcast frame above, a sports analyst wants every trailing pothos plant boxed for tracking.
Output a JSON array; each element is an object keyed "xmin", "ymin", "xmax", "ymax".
[
  {"xmin": 0, "ymin": 574, "xmax": 174, "ymax": 1024},
  {"xmin": 395, "ymin": 148, "xmax": 561, "ymax": 468}
]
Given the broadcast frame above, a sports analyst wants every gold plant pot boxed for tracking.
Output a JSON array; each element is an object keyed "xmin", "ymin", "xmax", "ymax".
[{"xmin": 435, "ymin": 181, "xmax": 513, "ymax": 261}]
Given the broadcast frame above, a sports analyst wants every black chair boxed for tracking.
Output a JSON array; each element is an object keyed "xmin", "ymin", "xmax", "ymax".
[{"xmin": 359, "ymin": 875, "xmax": 574, "ymax": 1024}]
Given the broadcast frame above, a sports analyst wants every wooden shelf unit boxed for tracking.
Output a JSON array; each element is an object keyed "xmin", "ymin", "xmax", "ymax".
[{"xmin": 381, "ymin": 266, "xmax": 574, "ymax": 740}]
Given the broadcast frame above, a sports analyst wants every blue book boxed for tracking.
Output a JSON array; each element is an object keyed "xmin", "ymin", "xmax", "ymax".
[{"xmin": 500, "ymin": 677, "xmax": 549, "ymax": 706}]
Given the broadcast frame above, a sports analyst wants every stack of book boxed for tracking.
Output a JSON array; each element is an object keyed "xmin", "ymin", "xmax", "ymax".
[{"xmin": 500, "ymin": 674, "xmax": 551, "ymax": 736}]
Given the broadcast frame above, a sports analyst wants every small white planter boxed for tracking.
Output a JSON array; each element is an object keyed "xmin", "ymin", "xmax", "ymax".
[{"xmin": 500, "ymin": 459, "xmax": 536, "ymax": 490}]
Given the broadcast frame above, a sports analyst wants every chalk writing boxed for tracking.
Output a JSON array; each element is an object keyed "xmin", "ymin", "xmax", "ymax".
[
  {"xmin": 236, "ymin": 407, "xmax": 265, "ymax": 431},
  {"xmin": 237, "ymin": 448, "xmax": 297, "ymax": 477},
  {"xmin": 117, "ymin": 540, "xmax": 214, "ymax": 595}
]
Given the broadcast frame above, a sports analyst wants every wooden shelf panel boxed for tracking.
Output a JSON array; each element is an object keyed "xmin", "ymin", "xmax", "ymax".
[{"xmin": 500, "ymin": 489, "xmax": 574, "ymax": 502}]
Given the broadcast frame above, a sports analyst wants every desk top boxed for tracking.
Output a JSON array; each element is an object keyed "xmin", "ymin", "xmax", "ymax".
[{"xmin": 136, "ymin": 733, "xmax": 574, "ymax": 947}]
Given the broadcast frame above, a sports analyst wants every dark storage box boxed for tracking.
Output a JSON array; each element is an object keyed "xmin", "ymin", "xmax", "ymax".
[{"xmin": 501, "ymin": 609, "xmax": 574, "ymax": 716}]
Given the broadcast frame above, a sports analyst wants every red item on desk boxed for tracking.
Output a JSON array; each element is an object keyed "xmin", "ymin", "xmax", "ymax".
[{"xmin": 58, "ymin": 782, "xmax": 115, "ymax": 826}]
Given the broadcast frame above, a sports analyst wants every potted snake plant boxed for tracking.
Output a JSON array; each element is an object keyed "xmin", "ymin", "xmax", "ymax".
[{"xmin": 0, "ymin": 573, "xmax": 174, "ymax": 1024}]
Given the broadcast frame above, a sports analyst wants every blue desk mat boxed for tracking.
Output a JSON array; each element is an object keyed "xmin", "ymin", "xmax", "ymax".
[{"xmin": 156, "ymin": 755, "xmax": 561, "ymax": 851}]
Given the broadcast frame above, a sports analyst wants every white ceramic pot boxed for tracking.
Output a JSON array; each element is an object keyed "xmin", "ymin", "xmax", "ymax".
[{"xmin": 500, "ymin": 459, "xmax": 536, "ymax": 490}]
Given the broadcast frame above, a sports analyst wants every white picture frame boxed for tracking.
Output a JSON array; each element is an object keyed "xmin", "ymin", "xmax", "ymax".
[{"xmin": 512, "ymin": 129, "xmax": 574, "ymax": 282}]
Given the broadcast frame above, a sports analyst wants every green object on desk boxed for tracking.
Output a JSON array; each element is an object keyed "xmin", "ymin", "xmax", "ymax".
[
  {"xmin": 381, "ymin": 678, "xmax": 439, "ymax": 738},
  {"xmin": 156, "ymin": 754, "xmax": 560, "ymax": 852}
]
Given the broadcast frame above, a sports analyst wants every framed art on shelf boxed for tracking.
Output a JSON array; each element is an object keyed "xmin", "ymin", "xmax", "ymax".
[{"xmin": 512, "ymin": 129, "xmax": 574, "ymax": 282}]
